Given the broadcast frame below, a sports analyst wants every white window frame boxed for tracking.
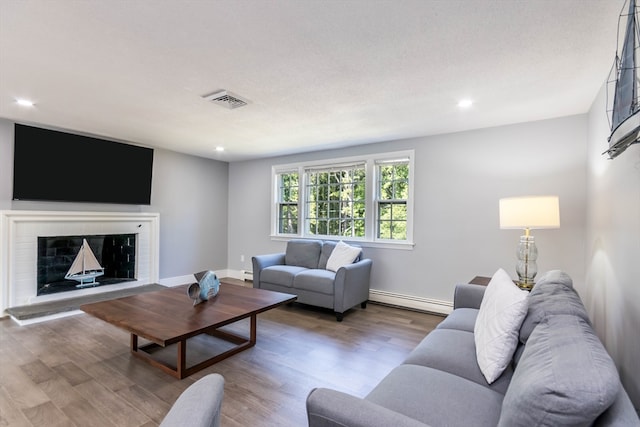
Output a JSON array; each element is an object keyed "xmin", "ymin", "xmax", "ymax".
[
  {"xmin": 274, "ymin": 169, "xmax": 300, "ymax": 236},
  {"xmin": 271, "ymin": 150, "xmax": 415, "ymax": 250},
  {"xmin": 375, "ymin": 158, "xmax": 412, "ymax": 243}
]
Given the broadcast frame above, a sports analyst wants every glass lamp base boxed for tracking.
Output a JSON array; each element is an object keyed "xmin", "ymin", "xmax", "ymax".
[
  {"xmin": 516, "ymin": 235, "xmax": 537, "ymax": 290},
  {"xmin": 516, "ymin": 280, "xmax": 535, "ymax": 291}
]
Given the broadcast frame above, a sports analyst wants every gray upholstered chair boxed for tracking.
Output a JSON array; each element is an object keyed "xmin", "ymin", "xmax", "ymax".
[
  {"xmin": 159, "ymin": 374, "xmax": 224, "ymax": 427},
  {"xmin": 252, "ymin": 239, "xmax": 373, "ymax": 321}
]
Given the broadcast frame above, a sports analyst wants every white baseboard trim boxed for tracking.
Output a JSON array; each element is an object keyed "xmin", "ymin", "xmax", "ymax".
[
  {"xmin": 158, "ymin": 269, "xmax": 237, "ymax": 288},
  {"xmin": 219, "ymin": 269, "xmax": 253, "ymax": 281},
  {"xmin": 216, "ymin": 269, "xmax": 235, "ymax": 280},
  {"xmin": 159, "ymin": 272, "xmax": 452, "ymax": 315},
  {"xmin": 157, "ymin": 274, "xmax": 196, "ymax": 287},
  {"xmin": 369, "ymin": 289, "xmax": 453, "ymax": 316}
]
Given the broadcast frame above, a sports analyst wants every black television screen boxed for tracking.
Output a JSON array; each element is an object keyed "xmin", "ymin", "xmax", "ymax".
[{"xmin": 13, "ymin": 124, "xmax": 154, "ymax": 205}]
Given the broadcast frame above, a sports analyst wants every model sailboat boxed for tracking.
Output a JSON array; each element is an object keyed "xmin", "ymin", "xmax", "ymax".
[
  {"xmin": 65, "ymin": 239, "xmax": 104, "ymax": 288},
  {"xmin": 606, "ymin": 0, "xmax": 640, "ymax": 158}
]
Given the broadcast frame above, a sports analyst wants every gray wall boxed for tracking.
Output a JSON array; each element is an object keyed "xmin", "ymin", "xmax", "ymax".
[
  {"xmin": 0, "ymin": 118, "xmax": 228, "ymax": 279},
  {"xmin": 151, "ymin": 149, "xmax": 229, "ymax": 277},
  {"xmin": 585, "ymin": 86, "xmax": 640, "ymax": 410},
  {"xmin": 228, "ymin": 115, "xmax": 588, "ymax": 301}
]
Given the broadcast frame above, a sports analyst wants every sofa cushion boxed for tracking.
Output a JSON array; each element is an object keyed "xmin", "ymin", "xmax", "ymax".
[
  {"xmin": 326, "ymin": 241, "xmax": 361, "ymax": 272},
  {"xmin": 367, "ymin": 364, "xmax": 504, "ymax": 427},
  {"xmin": 403, "ymin": 328, "xmax": 512, "ymax": 395},
  {"xmin": 261, "ymin": 265, "xmax": 308, "ymax": 287},
  {"xmin": 285, "ymin": 239, "xmax": 322, "ymax": 269},
  {"xmin": 437, "ymin": 308, "xmax": 478, "ymax": 332},
  {"xmin": 474, "ymin": 268, "xmax": 529, "ymax": 384},
  {"xmin": 498, "ymin": 314, "xmax": 621, "ymax": 427},
  {"xmin": 293, "ymin": 269, "xmax": 336, "ymax": 295},
  {"xmin": 519, "ymin": 270, "xmax": 590, "ymax": 344}
]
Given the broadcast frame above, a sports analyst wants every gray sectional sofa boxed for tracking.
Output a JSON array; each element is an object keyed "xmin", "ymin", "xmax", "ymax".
[
  {"xmin": 306, "ymin": 271, "xmax": 639, "ymax": 426},
  {"xmin": 159, "ymin": 374, "xmax": 224, "ymax": 427},
  {"xmin": 252, "ymin": 239, "xmax": 372, "ymax": 321}
]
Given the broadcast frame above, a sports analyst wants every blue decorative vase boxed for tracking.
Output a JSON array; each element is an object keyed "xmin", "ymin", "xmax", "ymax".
[{"xmin": 187, "ymin": 270, "xmax": 220, "ymax": 305}]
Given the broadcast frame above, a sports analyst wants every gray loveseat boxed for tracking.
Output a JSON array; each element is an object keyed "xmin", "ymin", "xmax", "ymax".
[
  {"xmin": 252, "ymin": 239, "xmax": 372, "ymax": 321},
  {"xmin": 307, "ymin": 271, "xmax": 639, "ymax": 426}
]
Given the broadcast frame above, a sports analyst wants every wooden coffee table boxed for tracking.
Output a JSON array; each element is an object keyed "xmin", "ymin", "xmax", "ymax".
[{"xmin": 81, "ymin": 282, "xmax": 296, "ymax": 379}]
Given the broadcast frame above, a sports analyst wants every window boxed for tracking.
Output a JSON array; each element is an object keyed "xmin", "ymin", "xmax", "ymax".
[
  {"xmin": 272, "ymin": 151, "xmax": 414, "ymax": 248},
  {"xmin": 376, "ymin": 160, "xmax": 409, "ymax": 240},
  {"xmin": 276, "ymin": 171, "xmax": 299, "ymax": 234},
  {"xmin": 305, "ymin": 164, "xmax": 366, "ymax": 238}
]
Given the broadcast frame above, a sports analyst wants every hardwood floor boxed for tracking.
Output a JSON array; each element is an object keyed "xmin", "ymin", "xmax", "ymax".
[{"xmin": 0, "ymin": 281, "xmax": 444, "ymax": 427}]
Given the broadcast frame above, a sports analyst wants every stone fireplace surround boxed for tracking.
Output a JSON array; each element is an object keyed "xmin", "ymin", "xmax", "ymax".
[{"xmin": 0, "ymin": 211, "xmax": 160, "ymax": 317}]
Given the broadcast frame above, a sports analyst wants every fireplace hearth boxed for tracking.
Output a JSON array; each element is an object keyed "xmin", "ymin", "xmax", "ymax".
[{"xmin": 37, "ymin": 234, "xmax": 136, "ymax": 296}]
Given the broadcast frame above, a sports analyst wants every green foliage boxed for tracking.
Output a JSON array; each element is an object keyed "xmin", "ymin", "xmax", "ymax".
[
  {"xmin": 306, "ymin": 167, "xmax": 366, "ymax": 237},
  {"xmin": 278, "ymin": 172, "xmax": 299, "ymax": 233},
  {"xmin": 377, "ymin": 163, "xmax": 409, "ymax": 240},
  {"xmin": 279, "ymin": 172, "xmax": 299, "ymax": 203},
  {"xmin": 278, "ymin": 204, "xmax": 298, "ymax": 234}
]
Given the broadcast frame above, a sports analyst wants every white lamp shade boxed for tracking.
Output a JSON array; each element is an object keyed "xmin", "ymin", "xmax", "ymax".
[{"xmin": 499, "ymin": 196, "xmax": 560, "ymax": 229}]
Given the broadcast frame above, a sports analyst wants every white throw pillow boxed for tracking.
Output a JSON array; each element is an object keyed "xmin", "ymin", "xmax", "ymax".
[
  {"xmin": 326, "ymin": 241, "xmax": 360, "ymax": 272},
  {"xmin": 474, "ymin": 268, "xmax": 529, "ymax": 384}
]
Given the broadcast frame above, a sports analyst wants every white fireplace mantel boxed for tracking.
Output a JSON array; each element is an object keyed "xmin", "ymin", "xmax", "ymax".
[{"xmin": 0, "ymin": 210, "xmax": 160, "ymax": 316}]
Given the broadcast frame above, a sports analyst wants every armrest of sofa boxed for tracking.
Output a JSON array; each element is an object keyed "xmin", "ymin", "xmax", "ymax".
[
  {"xmin": 593, "ymin": 387, "xmax": 640, "ymax": 426},
  {"xmin": 307, "ymin": 388, "xmax": 431, "ymax": 427},
  {"xmin": 334, "ymin": 258, "xmax": 373, "ymax": 313},
  {"xmin": 159, "ymin": 374, "xmax": 224, "ymax": 427},
  {"xmin": 252, "ymin": 253, "xmax": 285, "ymax": 286},
  {"xmin": 453, "ymin": 283, "xmax": 486, "ymax": 310}
]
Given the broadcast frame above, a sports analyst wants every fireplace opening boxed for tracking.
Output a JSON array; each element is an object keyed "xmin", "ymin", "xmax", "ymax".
[{"xmin": 37, "ymin": 234, "xmax": 136, "ymax": 296}]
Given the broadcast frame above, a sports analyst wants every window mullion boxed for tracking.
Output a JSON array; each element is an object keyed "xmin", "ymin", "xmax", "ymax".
[
  {"xmin": 365, "ymin": 160, "xmax": 375, "ymax": 241},
  {"xmin": 297, "ymin": 166, "xmax": 304, "ymax": 237}
]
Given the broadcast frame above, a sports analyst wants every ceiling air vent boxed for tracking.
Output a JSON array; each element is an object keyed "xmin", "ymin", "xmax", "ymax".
[{"xmin": 202, "ymin": 90, "xmax": 249, "ymax": 109}]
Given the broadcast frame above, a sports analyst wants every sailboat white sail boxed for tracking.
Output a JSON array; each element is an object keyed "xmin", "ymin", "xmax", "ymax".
[
  {"xmin": 65, "ymin": 238, "xmax": 104, "ymax": 287},
  {"xmin": 606, "ymin": 0, "xmax": 640, "ymax": 158}
]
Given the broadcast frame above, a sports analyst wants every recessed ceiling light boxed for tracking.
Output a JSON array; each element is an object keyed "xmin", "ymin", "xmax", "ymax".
[
  {"xmin": 458, "ymin": 99, "xmax": 473, "ymax": 108},
  {"xmin": 215, "ymin": 146, "xmax": 225, "ymax": 152},
  {"xmin": 16, "ymin": 98, "xmax": 35, "ymax": 107}
]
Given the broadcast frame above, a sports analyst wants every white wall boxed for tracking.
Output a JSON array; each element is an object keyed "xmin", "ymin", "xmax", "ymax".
[
  {"xmin": 228, "ymin": 114, "xmax": 588, "ymax": 303},
  {"xmin": 585, "ymin": 86, "xmax": 640, "ymax": 410},
  {"xmin": 0, "ymin": 118, "xmax": 229, "ymax": 280}
]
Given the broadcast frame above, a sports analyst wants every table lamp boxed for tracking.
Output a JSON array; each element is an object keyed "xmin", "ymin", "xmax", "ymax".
[{"xmin": 499, "ymin": 196, "xmax": 560, "ymax": 289}]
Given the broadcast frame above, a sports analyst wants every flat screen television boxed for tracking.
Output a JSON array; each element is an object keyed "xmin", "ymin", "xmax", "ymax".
[{"xmin": 13, "ymin": 124, "xmax": 154, "ymax": 205}]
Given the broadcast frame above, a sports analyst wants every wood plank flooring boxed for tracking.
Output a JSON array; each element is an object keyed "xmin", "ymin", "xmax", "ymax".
[{"xmin": 0, "ymin": 280, "xmax": 443, "ymax": 427}]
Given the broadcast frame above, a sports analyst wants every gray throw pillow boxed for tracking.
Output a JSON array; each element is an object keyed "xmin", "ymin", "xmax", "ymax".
[{"xmin": 285, "ymin": 239, "xmax": 322, "ymax": 269}]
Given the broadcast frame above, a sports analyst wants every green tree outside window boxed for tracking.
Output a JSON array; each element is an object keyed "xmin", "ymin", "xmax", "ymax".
[
  {"xmin": 377, "ymin": 162, "xmax": 409, "ymax": 240},
  {"xmin": 277, "ymin": 171, "xmax": 299, "ymax": 234},
  {"xmin": 306, "ymin": 165, "xmax": 366, "ymax": 238}
]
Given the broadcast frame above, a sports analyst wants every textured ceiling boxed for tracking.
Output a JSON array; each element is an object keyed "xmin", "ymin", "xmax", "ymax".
[{"xmin": 0, "ymin": 0, "xmax": 624, "ymax": 162}]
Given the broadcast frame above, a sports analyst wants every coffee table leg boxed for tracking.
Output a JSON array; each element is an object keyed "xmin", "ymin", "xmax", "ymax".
[
  {"xmin": 250, "ymin": 313, "xmax": 257, "ymax": 345},
  {"xmin": 177, "ymin": 340, "xmax": 186, "ymax": 379},
  {"xmin": 131, "ymin": 334, "xmax": 138, "ymax": 351}
]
